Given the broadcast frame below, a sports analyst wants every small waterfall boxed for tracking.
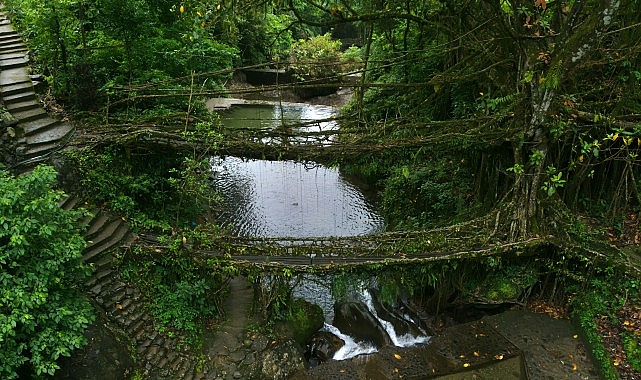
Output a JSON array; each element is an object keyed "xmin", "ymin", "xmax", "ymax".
[
  {"xmin": 293, "ymin": 276, "xmax": 430, "ymax": 362},
  {"xmin": 360, "ymin": 289, "xmax": 431, "ymax": 348},
  {"xmin": 323, "ymin": 323, "xmax": 377, "ymax": 360}
]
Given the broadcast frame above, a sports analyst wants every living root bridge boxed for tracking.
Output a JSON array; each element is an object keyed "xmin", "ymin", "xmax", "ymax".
[
  {"xmin": 139, "ymin": 232, "xmax": 562, "ymax": 274},
  {"xmin": 70, "ymin": 112, "xmax": 513, "ymax": 164}
]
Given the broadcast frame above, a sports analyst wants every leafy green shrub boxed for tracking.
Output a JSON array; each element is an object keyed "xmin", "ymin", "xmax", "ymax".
[
  {"xmin": 571, "ymin": 279, "xmax": 623, "ymax": 380},
  {"xmin": 152, "ymin": 279, "xmax": 217, "ymax": 336},
  {"xmin": 0, "ymin": 166, "xmax": 94, "ymax": 379},
  {"xmin": 122, "ymin": 235, "xmax": 234, "ymax": 346},
  {"xmin": 289, "ymin": 33, "xmax": 343, "ymax": 82},
  {"xmin": 340, "ymin": 45, "xmax": 363, "ymax": 73},
  {"xmin": 381, "ymin": 159, "xmax": 472, "ymax": 229}
]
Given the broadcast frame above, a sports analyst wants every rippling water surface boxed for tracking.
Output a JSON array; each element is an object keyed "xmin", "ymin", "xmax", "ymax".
[
  {"xmin": 212, "ymin": 103, "xmax": 383, "ymax": 238},
  {"xmin": 210, "ymin": 156, "xmax": 383, "ymax": 238}
]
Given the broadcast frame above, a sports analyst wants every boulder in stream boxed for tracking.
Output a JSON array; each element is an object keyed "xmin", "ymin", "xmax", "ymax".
[
  {"xmin": 306, "ymin": 331, "xmax": 345, "ymax": 367},
  {"xmin": 333, "ymin": 300, "xmax": 393, "ymax": 348},
  {"xmin": 242, "ymin": 339, "xmax": 306, "ymax": 379}
]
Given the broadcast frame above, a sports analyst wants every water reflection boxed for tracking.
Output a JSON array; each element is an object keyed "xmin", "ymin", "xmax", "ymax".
[
  {"xmin": 220, "ymin": 103, "xmax": 338, "ymax": 132},
  {"xmin": 219, "ymin": 103, "xmax": 338, "ymax": 145},
  {"xmin": 211, "ymin": 156, "xmax": 383, "ymax": 238}
]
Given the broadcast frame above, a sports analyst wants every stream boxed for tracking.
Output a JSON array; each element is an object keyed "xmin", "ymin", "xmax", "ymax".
[
  {"xmin": 211, "ymin": 103, "xmax": 383, "ymax": 238},
  {"xmin": 210, "ymin": 101, "xmax": 429, "ymax": 361}
]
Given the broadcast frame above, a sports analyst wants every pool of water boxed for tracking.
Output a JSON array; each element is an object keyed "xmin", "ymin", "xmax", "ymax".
[
  {"xmin": 220, "ymin": 103, "xmax": 338, "ymax": 137},
  {"xmin": 210, "ymin": 156, "xmax": 383, "ymax": 238},
  {"xmin": 211, "ymin": 102, "xmax": 382, "ymax": 238}
]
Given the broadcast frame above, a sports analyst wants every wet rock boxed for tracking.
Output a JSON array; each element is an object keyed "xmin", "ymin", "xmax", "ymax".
[
  {"xmin": 289, "ymin": 298, "xmax": 325, "ymax": 346},
  {"xmin": 333, "ymin": 300, "xmax": 392, "ymax": 348},
  {"xmin": 306, "ymin": 331, "xmax": 345, "ymax": 367},
  {"xmin": 369, "ymin": 289, "xmax": 427, "ymax": 339},
  {"xmin": 0, "ymin": 110, "xmax": 17, "ymax": 129},
  {"xmin": 243, "ymin": 340, "xmax": 305, "ymax": 379}
]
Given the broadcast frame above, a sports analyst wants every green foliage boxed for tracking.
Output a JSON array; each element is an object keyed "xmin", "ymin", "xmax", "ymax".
[
  {"xmin": 570, "ymin": 275, "xmax": 641, "ymax": 380},
  {"xmin": 3, "ymin": 0, "xmax": 238, "ymax": 109},
  {"xmin": 289, "ymin": 33, "xmax": 343, "ymax": 82},
  {"xmin": 66, "ymin": 121, "xmax": 223, "ymax": 230},
  {"xmin": 288, "ymin": 298, "xmax": 324, "ymax": 346},
  {"xmin": 152, "ymin": 278, "xmax": 216, "ymax": 336},
  {"xmin": 623, "ymin": 333, "xmax": 641, "ymax": 371},
  {"xmin": 0, "ymin": 166, "xmax": 94, "ymax": 379},
  {"xmin": 381, "ymin": 159, "xmax": 472, "ymax": 230},
  {"xmin": 122, "ymin": 235, "xmax": 234, "ymax": 345},
  {"xmin": 571, "ymin": 279, "xmax": 621, "ymax": 380},
  {"xmin": 541, "ymin": 166, "xmax": 566, "ymax": 197}
]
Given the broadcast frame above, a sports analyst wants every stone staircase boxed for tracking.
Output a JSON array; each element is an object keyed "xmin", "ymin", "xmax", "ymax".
[
  {"xmin": 0, "ymin": 11, "xmax": 74, "ymax": 168},
  {"xmin": 59, "ymin": 196, "xmax": 218, "ymax": 379}
]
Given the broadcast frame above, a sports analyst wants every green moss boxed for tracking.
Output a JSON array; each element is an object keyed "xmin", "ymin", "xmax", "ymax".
[
  {"xmin": 623, "ymin": 334, "xmax": 641, "ymax": 372},
  {"xmin": 289, "ymin": 298, "xmax": 324, "ymax": 346}
]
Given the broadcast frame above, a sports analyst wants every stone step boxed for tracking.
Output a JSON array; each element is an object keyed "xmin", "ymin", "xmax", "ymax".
[
  {"xmin": 24, "ymin": 122, "xmax": 73, "ymax": 146},
  {"xmin": 2, "ymin": 90, "xmax": 36, "ymax": 104},
  {"xmin": 6, "ymin": 99, "xmax": 40, "ymax": 113},
  {"xmin": 11, "ymin": 107, "xmax": 47, "ymax": 123},
  {"xmin": 92, "ymin": 278, "xmax": 125, "ymax": 302},
  {"xmin": 93, "ymin": 254, "xmax": 114, "ymax": 272},
  {"xmin": 0, "ymin": 50, "xmax": 26, "ymax": 61},
  {"xmin": 0, "ymin": 34, "xmax": 19, "ymax": 43},
  {"xmin": 106, "ymin": 288, "xmax": 127, "ymax": 307},
  {"xmin": 0, "ymin": 47, "xmax": 26, "ymax": 56},
  {"xmin": 58, "ymin": 195, "xmax": 80, "ymax": 211},
  {"xmin": 0, "ymin": 41, "xmax": 24, "ymax": 51},
  {"xmin": 1, "ymin": 80, "xmax": 34, "ymax": 97},
  {"xmin": 83, "ymin": 220, "xmax": 129, "ymax": 263},
  {"xmin": 175, "ymin": 359, "xmax": 194, "ymax": 379},
  {"xmin": 0, "ymin": 67, "xmax": 30, "ymax": 84},
  {"xmin": 80, "ymin": 208, "xmax": 99, "ymax": 229},
  {"xmin": 19, "ymin": 118, "xmax": 59, "ymax": 136},
  {"xmin": 85, "ymin": 212, "xmax": 111, "ymax": 239},
  {"xmin": 0, "ymin": 30, "xmax": 18, "ymax": 39},
  {"xmin": 0, "ymin": 26, "xmax": 18, "ymax": 36},
  {"xmin": 16, "ymin": 140, "xmax": 61, "ymax": 160},
  {"xmin": 125, "ymin": 311, "xmax": 145, "ymax": 329},
  {"xmin": 0, "ymin": 55, "xmax": 28, "ymax": 69},
  {"xmin": 0, "ymin": 46, "xmax": 28, "ymax": 56},
  {"xmin": 86, "ymin": 218, "xmax": 122, "ymax": 248},
  {"xmin": 0, "ymin": 33, "xmax": 21, "ymax": 41}
]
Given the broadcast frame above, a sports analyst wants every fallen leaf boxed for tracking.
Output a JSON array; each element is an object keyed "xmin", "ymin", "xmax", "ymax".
[
  {"xmin": 463, "ymin": 363, "xmax": 470, "ymax": 368},
  {"xmin": 494, "ymin": 354, "xmax": 503, "ymax": 360},
  {"xmin": 473, "ymin": 352, "xmax": 479, "ymax": 357},
  {"xmin": 572, "ymin": 363, "xmax": 578, "ymax": 371},
  {"xmin": 394, "ymin": 353, "xmax": 402, "ymax": 360}
]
